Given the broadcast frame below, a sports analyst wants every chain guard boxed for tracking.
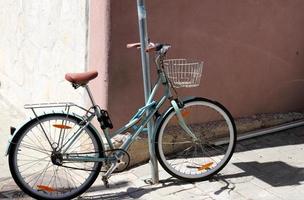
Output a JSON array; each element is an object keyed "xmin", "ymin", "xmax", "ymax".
[
  {"xmin": 60, "ymin": 149, "xmax": 130, "ymax": 173},
  {"xmin": 110, "ymin": 149, "xmax": 131, "ymax": 173}
]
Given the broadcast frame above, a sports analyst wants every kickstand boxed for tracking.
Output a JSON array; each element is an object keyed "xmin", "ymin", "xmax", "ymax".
[
  {"xmin": 102, "ymin": 176, "xmax": 110, "ymax": 188},
  {"xmin": 144, "ymin": 178, "xmax": 154, "ymax": 185}
]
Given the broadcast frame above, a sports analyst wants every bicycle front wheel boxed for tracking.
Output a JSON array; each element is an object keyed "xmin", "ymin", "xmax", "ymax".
[
  {"xmin": 155, "ymin": 97, "xmax": 236, "ymax": 181},
  {"xmin": 9, "ymin": 113, "xmax": 104, "ymax": 200}
]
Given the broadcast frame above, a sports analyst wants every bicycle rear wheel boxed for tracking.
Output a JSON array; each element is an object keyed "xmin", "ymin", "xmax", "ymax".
[
  {"xmin": 155, "ymin": 97, "xmax": 236, "ymax": 181},
  {"xmin": 9, "ymin": 113, "xmax": 104, "ymax": 200}
]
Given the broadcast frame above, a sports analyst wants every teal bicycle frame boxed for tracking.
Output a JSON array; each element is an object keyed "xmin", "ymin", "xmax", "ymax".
[
  {"xmin": 60, "ymin": 64, "xmax": 196, "ymax": 171},
  {"xmin": 54, "ymin": 67, "xmax": 178, "ymax": 181},
  {"xmin": 55, "ymin": 68, "xmax": 164, "ymax": 163}
]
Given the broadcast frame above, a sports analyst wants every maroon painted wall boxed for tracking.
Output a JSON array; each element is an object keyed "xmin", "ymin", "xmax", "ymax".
[{"xmin": 107, "ymin": 0, "xmax": 304, "ymax": 129}]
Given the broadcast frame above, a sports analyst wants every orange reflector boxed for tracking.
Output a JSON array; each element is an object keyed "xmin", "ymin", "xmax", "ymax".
[
  {"xmin": 181, "ymin": 109, "xmax": 190, "ymax": 118},
  {"xmin": 197, "ymin": 162, "xmax": 213, "ymax": 171},
  {"xmin": 52, "ymin": 124, "xmax": 72, "ymax": 129},
  {"xmin": 173, "ymin": 109, "xmax": 190, "ymax": 124},
  {"xmin": 37, "ymin": 185, "xmax": 56, "ymax": 192}
]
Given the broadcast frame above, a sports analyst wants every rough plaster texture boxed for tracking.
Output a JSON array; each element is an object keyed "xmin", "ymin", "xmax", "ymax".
[{"xmin": 0, "ymin": 0, "xmax": 88, "ymax": 176}]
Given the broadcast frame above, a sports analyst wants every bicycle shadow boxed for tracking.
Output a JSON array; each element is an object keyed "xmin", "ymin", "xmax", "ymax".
[{"xmin": 80, "ymin": 178, "xmax": 193, "ymax": 200}]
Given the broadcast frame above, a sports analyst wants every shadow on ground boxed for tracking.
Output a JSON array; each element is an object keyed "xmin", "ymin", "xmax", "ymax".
[
  {"xmin": 216, "ymin": 161, "xmax": 304, "ymax": 188},
  {"xmin": 215, "ymin": 126, "xmax": 304, "ymax": 187},
  {"xmin": 80, "ymin": 178, "xmax": 193, "ymax": 200}
]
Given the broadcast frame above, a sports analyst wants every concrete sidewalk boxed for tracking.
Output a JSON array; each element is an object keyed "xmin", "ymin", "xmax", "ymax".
[{"xmin": 1, "ymin": 126, "xmax": 304, "ymax": 199}]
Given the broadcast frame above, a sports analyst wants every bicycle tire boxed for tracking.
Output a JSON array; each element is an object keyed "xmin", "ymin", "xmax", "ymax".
[
  {"xmin": 155, "ymin": 97, "xmax": 236, "ymax": 182},
  {"xmin": 9, "ymin": 113, "xmax": 104, "ymax": 200}
]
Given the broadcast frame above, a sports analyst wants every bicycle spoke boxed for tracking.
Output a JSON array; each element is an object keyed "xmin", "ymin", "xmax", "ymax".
[
  {"xmin": 17, "ymin": 156, "xmax": 49, "ymax": 167},
  {"xmin": 68, "ymin": 141, "xmax": 95, "ymax": 153},
  {"xmin": 19, "ymin": 143, "xmax": 52, "ymax": 155},
  {"xmin": 197, "ymin": 144, "xmax": 219, "ymax": 165},
  {"xmin": 24, "ymin": 134, "xmax": 48, "ymax": 153},
  {"xmin": 31, "ymin": 161, "xmax": 52, "ymax": 188},
  {"xmin": 29, "ymin": 129, "xmax": 50, "ymax": 152},
  {"xmin": 27, "ymin": 162, "xmax": 53, "ymax": 187},
  {"xmin": 19, "ymin": 156, "xmax": 51, "ymax": 174}
]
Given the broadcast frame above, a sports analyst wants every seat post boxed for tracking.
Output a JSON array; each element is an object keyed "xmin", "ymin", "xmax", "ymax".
[{"xmin": 84, "ymin": 85, "xmax": 96, "ymax": 106}]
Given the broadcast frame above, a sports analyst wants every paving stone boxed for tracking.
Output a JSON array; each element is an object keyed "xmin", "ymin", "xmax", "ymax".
[
  {"xmin": 235, "ymin": 182, "xmax": 281, "ymax": 200},
  {"xmin": 195, "ymin": 179, "xmax": 227, "ymax": 195},
  {"xmin": 207, "ymin": 189, "xmax": 230, "ymax": 200},
  {"xmin": 171, "ymin": 187, "xmax": 210, "ymax": 200},
  {"xmin": 155, "ymin": 184, "xmax": 186, "ymax": 196},
  {"xmin": 136, "ymin": 193, "xmax": 162, "ymax": 200},
  {"xmin": 157, "ymin": 169, "xmax": 173, "ymax": 180},
  {"xmin": 130, "ymin": 163, "xmax": 155, "ymax": 179},
  {"xmin": 232, "ymin": 149, "xmax": 264, "ymax": 163},
  {"xmin": 266, "ymin": 185, "xmax": 304, "ymax": 200},
  {"xmin": 227, "ymin": 190, "xmax": 248, "ymax": 200}
]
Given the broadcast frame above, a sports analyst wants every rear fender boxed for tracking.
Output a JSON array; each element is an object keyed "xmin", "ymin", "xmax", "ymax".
[
  {"xmin": 5, "ymin": 112, "xmax": 103, "ymax": 156},
  {"xmin": 5, "ymin": 120, "xmax": 32, "ymax": 156}
]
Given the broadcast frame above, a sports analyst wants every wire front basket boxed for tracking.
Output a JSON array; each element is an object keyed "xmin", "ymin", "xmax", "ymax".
[{"xmin": 163, "ymin": 59, "xmax": 203, "ymax": 88}]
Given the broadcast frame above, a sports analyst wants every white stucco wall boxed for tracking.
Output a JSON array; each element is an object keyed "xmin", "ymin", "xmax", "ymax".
[{"xmin": 0, "ymin": 0, "xmax": 88, "ymax": 176}]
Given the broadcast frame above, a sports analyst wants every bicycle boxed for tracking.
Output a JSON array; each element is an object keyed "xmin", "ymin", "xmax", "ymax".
[{"xmin": 6, "ymin": 42, "xmax": 237, "ymax": 200}]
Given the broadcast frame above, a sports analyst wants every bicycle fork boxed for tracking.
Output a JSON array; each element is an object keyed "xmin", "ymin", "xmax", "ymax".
[{"xmin": 170, "ymin": 100, "xmax": 199, "ymax": 142}]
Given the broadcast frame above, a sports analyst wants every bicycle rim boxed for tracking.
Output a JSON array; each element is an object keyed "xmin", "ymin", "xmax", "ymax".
[
  {"xmin": 156, "ymin": 98, "xmax": 236, "ymax": 181},
  {"xmin": 9, "ymin": 114, "xmax": 102, "ymax": 200}
]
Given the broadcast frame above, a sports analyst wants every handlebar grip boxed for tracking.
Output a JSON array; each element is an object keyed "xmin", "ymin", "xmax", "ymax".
[
  {"xmin": 127, "ymin": 42, "xmax": 169, "ymax": 53},
  {"xmin": 127, "ymin": 42, "xmax": 156, "ymax": 52},
  {"xmin": 126, "ymin": 43, "xmax": 141, "ymax": 49}
]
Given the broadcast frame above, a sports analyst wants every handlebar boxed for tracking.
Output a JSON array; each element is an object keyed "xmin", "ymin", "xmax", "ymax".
[
  {"xmin": 126, "ymin": 42, "xmax": 171, "ymax": 53},
  {"xmin": 127, "ymin": 42, "xmax": 171, "ymax": 70}
]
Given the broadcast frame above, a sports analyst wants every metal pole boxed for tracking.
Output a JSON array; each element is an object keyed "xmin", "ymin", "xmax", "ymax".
[{"xmin": 136, "ymin": 0, "xmax": 159, "ymax": 184}]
